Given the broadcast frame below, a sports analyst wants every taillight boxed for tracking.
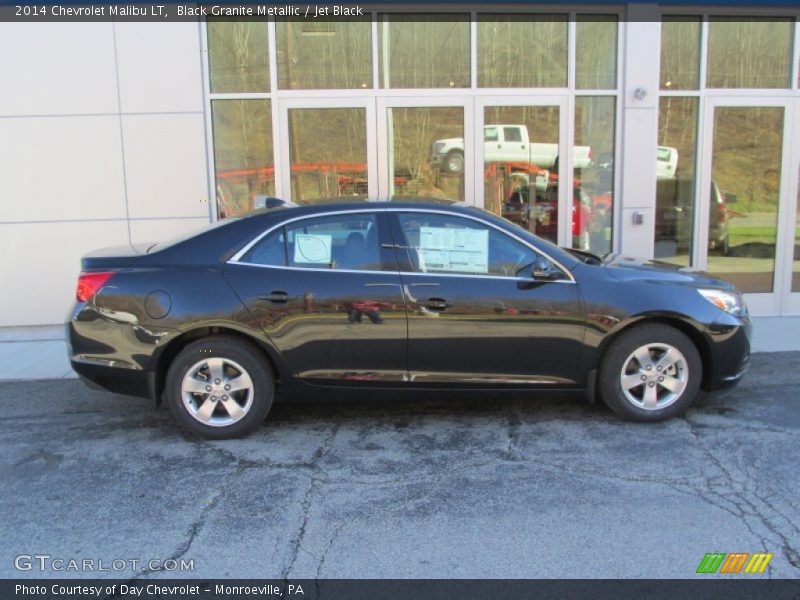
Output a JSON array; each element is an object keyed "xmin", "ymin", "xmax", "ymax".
[{"xmin": 76, "ymin": 272, "xmax": 115, "ymax": 302}]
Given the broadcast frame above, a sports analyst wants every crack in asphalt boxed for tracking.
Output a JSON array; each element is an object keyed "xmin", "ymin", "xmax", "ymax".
[
  {"xmin": 281, "ymin": 422, "xmax": 342, "ymax": 581},
  {"xmin": 683, "ymin": 416, "xmax": 800, "ymax": 575}
]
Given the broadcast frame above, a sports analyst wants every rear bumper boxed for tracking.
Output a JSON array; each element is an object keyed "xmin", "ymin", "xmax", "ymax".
[
  {"xmin": 71, "ymin": 359, "xmax": 156, "ymax": 400},
  {"xmin": 66, "ymin": 307, "xmax": 167, "ymax": 401}
]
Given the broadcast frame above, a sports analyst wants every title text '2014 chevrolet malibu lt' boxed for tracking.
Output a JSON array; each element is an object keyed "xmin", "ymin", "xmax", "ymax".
[{"xmin": 67, "ymin": 201, "xmax": 751, "ymax": 439}]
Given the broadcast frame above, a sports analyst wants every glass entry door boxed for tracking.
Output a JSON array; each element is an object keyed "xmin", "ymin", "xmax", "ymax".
[
  {"xmin": 376, "ymin": 96, "xmax": 472, "ymax": 202},
  {"xmin": 698, "ymin": 98, "xmax": 795, "ymax": 315},
  {"xmin": 475, "ymin": 97, "xmax": 571, "ymax": 247},
  {"xmin": 276, "ymin": 98, "xmax": 377, "ymax": 204}
]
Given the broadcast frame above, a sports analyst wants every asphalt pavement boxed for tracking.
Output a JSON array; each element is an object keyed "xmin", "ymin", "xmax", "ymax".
[{"xmin": 2, "ymin": 352, "xmax": 799, "ymax": 579}]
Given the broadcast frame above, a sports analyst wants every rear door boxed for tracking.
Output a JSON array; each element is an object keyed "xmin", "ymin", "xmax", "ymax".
[
  {"xmin": 224, "ymin": 210, "xmax": 408, "ymax": 384},
  {"xmin": 388, "ymin": 210, "xmax": 585, "ymax": 386}
]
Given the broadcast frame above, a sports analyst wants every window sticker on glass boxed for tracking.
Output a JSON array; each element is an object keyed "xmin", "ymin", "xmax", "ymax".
[
  {"xmin": 418, "ymin": 227, "xmax": 489, "ymax": 273},
  {"xmin": 294, "ymin": 234, "xmax": 332, "ymax": 264}
]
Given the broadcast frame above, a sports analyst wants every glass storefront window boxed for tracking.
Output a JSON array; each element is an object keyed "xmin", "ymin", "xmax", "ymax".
[
  {"xmin": 574, "ymin": 96, "xmax": 616, "ymax": 255},
  {"xmin": 707, "ymin": 107, "xmax": 783, "ymax": 293},
  {"xmin": 211, "ymin": 100, "xmax": 274, "ymax": 218},
  {"xmin": 276, "ymin": 20, "xmax": 372, "ymax": 90},
  {"xmin": 288, "ymin": 107, "xmax": 368, "ymax": 204},
  {"xmin": 207, "ymin": 21, "xmax": 269, "ymax": 93},
  {"xmin": 482, "ymin": 106, "xmax": 560, "ymax": 245},
  {"xmin": 655, "ymin": 97, "xmax": 699, "ymax": 265},
  {"xmin": 794, "ymin": 167, "xmax": 800, "ymax": 293},
  {"xmin": 660, "ymin": 16, "xmax": 701, "ymax": 91},
  {"xmin": 576, "ymin": 15, "xmax": 618, "ymax": 90},
  {"xmin": 477, "ymin": 15, "xmax": 568, "ymax": 88},
  {"xmin": 379, "ymin": 14, "xmax": 470, "ymax": 89},
  {"xmin": 389, "ymin": 107, "xmax": 465, "ymax": 201},
  {"xmin": 707, "ymin": 18, "xmax": 793, "ymax": 89}
]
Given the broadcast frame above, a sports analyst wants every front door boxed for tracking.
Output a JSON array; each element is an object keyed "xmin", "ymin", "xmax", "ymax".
[
  {"xmin": 224, "ymin": 210, "xmax": 407, "ymax": 383},
  {"xmin": 388, "ymin": 209, "xmax": 585, "ymax": 386}
]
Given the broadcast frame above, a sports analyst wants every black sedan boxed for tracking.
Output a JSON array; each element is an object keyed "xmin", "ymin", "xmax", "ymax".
[{"xmin": 67, "ymin": 200, "xmax": 751, "ymax": 439}]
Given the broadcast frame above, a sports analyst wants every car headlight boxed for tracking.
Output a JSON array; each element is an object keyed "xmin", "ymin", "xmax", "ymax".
[{"xmin": 698, "ymin": 289, "xmax": 748, "ymax": 317}]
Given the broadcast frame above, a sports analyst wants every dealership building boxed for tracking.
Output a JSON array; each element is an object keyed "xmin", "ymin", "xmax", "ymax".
[{"xmin": 1, "ymin": 6, "xmax": 799, "ymax": 349}]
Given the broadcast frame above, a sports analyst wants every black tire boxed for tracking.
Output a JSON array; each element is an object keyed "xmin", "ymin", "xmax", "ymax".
[
  {"xmin": 165, "ymin": 336, "xmax": 274, "ymax": 439},
  {"xmin": 598, "ymin": 323, "xmax": 702, "ymax": 422},
  {"xmin": 443, "ymin": 150, "xmax": 464, "ymax": 174}
]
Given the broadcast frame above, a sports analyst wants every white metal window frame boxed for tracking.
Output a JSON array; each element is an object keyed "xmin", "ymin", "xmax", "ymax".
[
  {"xmin": 657, "ymin": 10, "xmax": 800, "ymax": 315},
  {"xmin": 201, "ymin": 8, "xmax": 625, "ymax": 254}
]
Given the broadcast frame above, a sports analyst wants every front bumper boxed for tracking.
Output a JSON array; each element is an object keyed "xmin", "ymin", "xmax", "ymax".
[{"xmin": 704, "ymin": 314, "xmax": 752, "ymax": 391}]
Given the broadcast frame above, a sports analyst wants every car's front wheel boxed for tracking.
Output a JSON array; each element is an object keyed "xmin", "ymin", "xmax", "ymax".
[
  {"xmin": 165, "ymin": 336, "xmax": 274, "ymax": 439},
  {"xmin": 598, "ymin": 323, "xmax": 702, "ymax": 422},
  {"xmin": 443, "ymin": 150, "xmax": 464, "ymax": 174}
]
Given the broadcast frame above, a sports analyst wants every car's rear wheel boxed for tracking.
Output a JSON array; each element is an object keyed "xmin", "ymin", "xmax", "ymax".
[
  {"xmin": 598, "ymin": 323, "xmax": 702, "ymax": 422},
  {"xmin": 165, "ymin": 336, "xmax": 274, "ymax": 439}
]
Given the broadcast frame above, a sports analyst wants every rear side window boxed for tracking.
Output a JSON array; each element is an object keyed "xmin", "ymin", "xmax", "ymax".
[
  {"xmin": 242, "ymin": 213, "xmax": 383, "ymax": 271},
  {"xmin": 504, "ymin": 127, "xmax": 523, "ymax": 142},
  {"xmin": 242, "ymin": 228, "xmax": 286, "ymax": 266}
]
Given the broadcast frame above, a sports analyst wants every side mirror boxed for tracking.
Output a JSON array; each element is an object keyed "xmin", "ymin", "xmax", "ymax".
[
  {"xmin": 532, "ymin": 257, "xmax": 560, "ymax": 281},
  {"xmin": 723, "ymin": 192, "xmax": 737, "ymax": 204}
]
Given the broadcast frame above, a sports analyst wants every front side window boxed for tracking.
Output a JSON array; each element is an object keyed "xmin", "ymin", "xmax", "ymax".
[{"xmin": 396, "ymin": 213, "xmax": 539, "ymax": 277}]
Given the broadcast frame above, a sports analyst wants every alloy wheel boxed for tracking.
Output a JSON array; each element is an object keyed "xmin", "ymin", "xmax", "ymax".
[
  {"xmin": 181, "ymin": 357, "xmax": 254, "ymax": 427},
  {"xmin": 619, "ymin": 343, "xmax": 688, "ymax": 411}
]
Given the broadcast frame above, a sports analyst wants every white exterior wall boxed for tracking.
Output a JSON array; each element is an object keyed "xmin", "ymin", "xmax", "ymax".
[
  {"xmin": 0, "ymin": 22, "xmax": 211, "ymax": 327},
  {"xmin": 618, "ymin": 8, "xmax": 661, "ymax": 259}
]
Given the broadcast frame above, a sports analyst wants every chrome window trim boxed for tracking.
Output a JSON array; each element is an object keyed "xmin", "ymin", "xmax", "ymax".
[{"xmin": 228, "ymin": 207, "xmax": 577, "ymax": 284}]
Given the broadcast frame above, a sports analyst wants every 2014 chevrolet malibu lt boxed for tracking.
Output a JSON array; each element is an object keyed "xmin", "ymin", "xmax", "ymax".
[{"xmin": 67, "ymin": 201, "xmax": 751, "ymax": 439}]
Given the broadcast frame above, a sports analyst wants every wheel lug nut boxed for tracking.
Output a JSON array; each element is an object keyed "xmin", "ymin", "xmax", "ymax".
[
  {"xmin": 210, "ymin": 396, "xmax": 217, "ymax": 401},
  {"xmin": 205, "ymin": 386, "xmax": 212, "ymax": 392},
  {"xmin": 222, "ymin": 395, "xmax": 228, "ymax": 401},
  {"xmin": 657, "ymin": 366, "xmax": 662, "ymax": 371},
  {"xmin": 224, "ymin": 385, "xmax": 231, "ymax": 391},
  {"xmin": 641, "ymin": 375, "xmax": 647, "ymax": 381},
  {"xmin": 646, "ymin": 365, "xmax": 652, "ymax": 371},
  {"xmin": 214, "ymin": 379, "xmax": 221, "ymax": 384},
  {"xmin": 658, "ymin": 376, "xmax": 664, "ymax": 382},
  {"xmin": 648, "ymin": 382, "xmax": 655, "ymax": 387}
]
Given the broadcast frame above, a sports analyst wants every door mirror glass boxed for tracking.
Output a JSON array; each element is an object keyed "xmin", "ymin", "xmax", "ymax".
[{"xmin": 532, "ymin": 257, "xmax": 560, "ymax": 280}]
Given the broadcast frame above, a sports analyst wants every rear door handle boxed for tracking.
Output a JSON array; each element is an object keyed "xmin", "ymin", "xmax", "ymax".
[
  {"xmin": 424, "ymin": 297, "xmax": 450, "ymax": 311},
  {"xmin": 260, "ymin": 291, "xmax": 290, "ymax": 303}
]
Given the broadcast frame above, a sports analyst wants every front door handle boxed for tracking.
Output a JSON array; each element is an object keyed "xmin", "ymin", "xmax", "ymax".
[
  {"xmin": 424, "ymin": 297, "xmax": 450, "ymax": 311},
  {"xmin": 260, "ymin": 291, "xmax": 290, "ymax": 303}
]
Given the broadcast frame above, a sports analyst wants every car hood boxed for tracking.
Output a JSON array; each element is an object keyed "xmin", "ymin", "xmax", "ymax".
[{"xmin": 600, "ymin": 254, "xmax": 736, "ymax": 290}]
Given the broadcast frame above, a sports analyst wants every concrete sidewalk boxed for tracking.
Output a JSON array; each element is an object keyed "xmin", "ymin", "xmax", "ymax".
[{"xmin": 1, "ymin": 317, "xmax": 799, "ymax": 381}]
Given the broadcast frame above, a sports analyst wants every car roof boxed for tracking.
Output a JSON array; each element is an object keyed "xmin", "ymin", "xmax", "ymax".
[{"xmin": 148, "ymin": 198, "xmax": 580, "ymax": 271}]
